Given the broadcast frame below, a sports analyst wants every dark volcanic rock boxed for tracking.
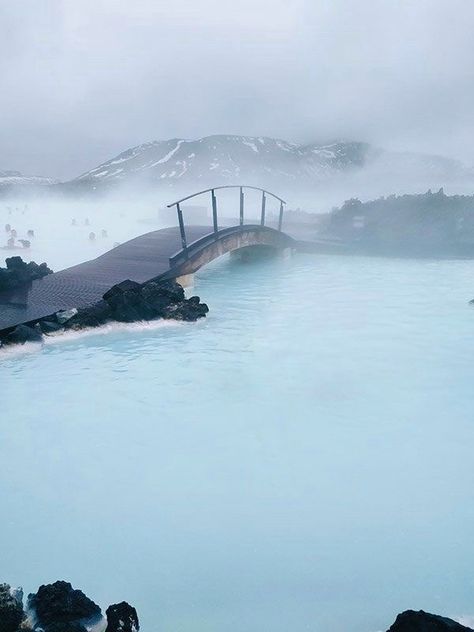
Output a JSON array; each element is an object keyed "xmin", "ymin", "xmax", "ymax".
[
  {"xmin": 105, "ymin": 602, "xmax": 139, "ymax": 632},
  {"xmin": 163, "ymin": 298, "xmax": 209, "ymax": 321},
  {"xmin": 64, "ymin": 300, "xmax": 112, "ymax": 330},
  {"xmin": 6, "ymin": 324, "xmax": 43, "ymax": 345},
  {"xmin": 64, "ymin": 278, "xmax": 208, "ymax": 330},
  {"xmin": 387, "ymin": 610, "xmax": 473, "ymax": 632},
  {"xmin": 1, "ymin": 277, "xmax": 209, "ymax": 347},
  {"xmin": 27, "ymin": 581, "xmax": 101, "ymax": 629},
  {"xmin": 38, "ymin": 320, "xmax": 62, "ymax": 335},
  {"xmin": 0, "ymin": 257, "xmax": 52, "ymax": 292},
  {"xmin": 0, "ymin": 583, "xmax": 24, "ymax": 632},
  {"xmin": 103, "ymin": 279, "xmax": 154, "ymax": 322}
]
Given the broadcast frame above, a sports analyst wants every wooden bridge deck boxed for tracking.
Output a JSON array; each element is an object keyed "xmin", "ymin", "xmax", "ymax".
[{"xmin": 0, "ymin": 225, "xmax": 213, "ymax": 333}]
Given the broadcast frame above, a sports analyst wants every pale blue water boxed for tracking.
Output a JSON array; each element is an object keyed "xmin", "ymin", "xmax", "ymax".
[{"xmin": 2, "ymin": 253, "xmax": 474, "ymax": 632}]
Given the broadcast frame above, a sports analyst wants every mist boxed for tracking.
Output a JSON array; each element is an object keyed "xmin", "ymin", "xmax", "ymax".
[
  {"xmin": 2, "ymin": 0, "xmax": 474, "ymax": 180},
  {"xmin": 3, "ymin": 4, "xmax": 474, "ymax": 632}
]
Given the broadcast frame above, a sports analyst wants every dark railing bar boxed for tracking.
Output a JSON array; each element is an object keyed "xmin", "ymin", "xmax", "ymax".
[
  {"xmin": 260, "ymin": 191, "xmax": 266, "ymax": 226},
  {"xmin": 239, "ymin": 187, "xmax": 244, "ymax": 226},
  {"xmin": 278, "ymin": 201, "xmax": 284, "ymax": 232},
  {"xmin": 176, "ymin": 202, "xmax": 187, "ymax": 251},
  {"xmin": 211, "ymin": 189, "xmax": 218, "ymax": 234},
  {"xmin": 167, "ymin": 184, "xmax": 286, "ymax": 207}
]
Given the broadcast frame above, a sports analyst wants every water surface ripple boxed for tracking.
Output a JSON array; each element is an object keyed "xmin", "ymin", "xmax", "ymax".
[{"xmin": 2, "ymin": 253, "xmax": 474, "ymax": 632}]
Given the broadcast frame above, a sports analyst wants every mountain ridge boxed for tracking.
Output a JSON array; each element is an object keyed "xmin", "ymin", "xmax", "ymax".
[{"xmin": 71, "ymin": 135, "xmax": 472, "ymax": 195}]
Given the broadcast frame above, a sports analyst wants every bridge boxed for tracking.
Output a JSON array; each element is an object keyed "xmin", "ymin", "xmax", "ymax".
[{"xmin": 0, "ymin": 185, "xmax": 296, "ymax": 334}]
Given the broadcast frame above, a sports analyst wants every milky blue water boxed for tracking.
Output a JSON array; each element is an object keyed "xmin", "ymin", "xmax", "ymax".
[{"xmin": 2, "ymin": 253, "xmax": 474, "ymax": 632}]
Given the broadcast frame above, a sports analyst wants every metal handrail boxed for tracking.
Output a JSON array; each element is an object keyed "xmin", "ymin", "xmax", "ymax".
[
  {"xmin": 167, "ymin": 185, "xmax": 286, "ymax": 207},
  {"xmin": 166, "ymin": 185, "xmax": 287, "ymax": 253}
]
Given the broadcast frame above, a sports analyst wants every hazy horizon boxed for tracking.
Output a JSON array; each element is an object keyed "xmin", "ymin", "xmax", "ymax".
[{"xmin": 2, "ymin": 0, "xmax": 474, "ymax": 180}]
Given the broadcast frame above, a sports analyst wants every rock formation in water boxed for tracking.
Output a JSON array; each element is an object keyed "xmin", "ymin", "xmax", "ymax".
[
  {"xmin": 0, "ymin": 256, "xmax": 52, "ymax": 292},
  {"xmin": 0, "ymin": 580, "xmax": 471, "ymax": 632},
  {"xmin": 0, "ymin": 584, "xmax": 25, "ymax": 632},
  {"xmin": 386, "ymin": 610, "xmax": 473, "ymax": 631},
  {"xmin": 0, "ymin": 580, "xmax": 140, "ymax": 632},
  {"xmin": 64, "ymin": 278, "xmax": 209, "ymax": 328},
  {"xmin": 105, "ymin": 602, "xmax": 139, "ymax": 632},
  {"xmin": 27, "ymin": 581, "xmax": 102, "ymax": 631},
  {"xmin": 0, "ymin": 278, "xmax": 209, "ymax": 348}
]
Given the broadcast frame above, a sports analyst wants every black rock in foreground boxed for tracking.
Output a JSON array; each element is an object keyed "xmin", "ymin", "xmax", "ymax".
[
  {"xmin": 105, "ymin": 602, "xmax": 139, "ymax": 632},
  {"xmin": 27, "ymin": 581, "xmax": 101, "ymax": 630},
  {"xmin": 0, "ymin": 278, "xmax": 209, "ymax": 347},
  {"xmin": 387, "ymin": 610, "xmax": 473, "ymax": 631},
  {"xmin": 0, "ymin": 580, "xmax": 471, "ymax": 632},
  {"xmin": 0, "ymin": 584, "xmax": 24, "ymax": 632},
  {"xmin": 65, "ymin": 278, "xmax": 209, "ymax": 328}
]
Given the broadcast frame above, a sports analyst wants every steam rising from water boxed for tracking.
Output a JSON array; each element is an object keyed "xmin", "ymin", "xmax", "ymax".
[{"xmin": 2, "ymin": 207, "xmax": 474, "ymax": 630}]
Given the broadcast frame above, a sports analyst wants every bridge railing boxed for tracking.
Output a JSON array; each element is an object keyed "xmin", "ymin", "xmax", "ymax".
[{"xmin": 166, "ymin": 185, "xmax": 286, "ymax": 252}]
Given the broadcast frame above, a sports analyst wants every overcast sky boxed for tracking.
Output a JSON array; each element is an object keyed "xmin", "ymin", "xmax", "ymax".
[{"xmin": 1, "ymin": 0, "xmax": 474, "ymax": 180}]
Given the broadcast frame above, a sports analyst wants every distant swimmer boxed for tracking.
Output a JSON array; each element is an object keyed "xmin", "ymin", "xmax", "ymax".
[
  {"xmin": 27, "ymin": 229, "xmax": 35, "ymax": 238},
  {"xmin": 89, "ymin": 231, "xmax": 96, "ymax": 241},
  {"xmin": 101, "ymin": 229, "xmax": 108, "ymax": 238}
]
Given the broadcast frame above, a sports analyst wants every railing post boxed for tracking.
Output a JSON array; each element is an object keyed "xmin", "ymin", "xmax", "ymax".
[
  {"xmin": 176, "ymin": 203, "xmax": 187, "ymax": 251},
  {"xmin": 278, "ymin": 201, "xmax": 284, "ymax": 231},
  {"xmin": 260, "ymin": 191, "xmax": 266, "ymax": 226},
  {"xmin": 211, "ymin": 189, "xmax": 218, "ymax": 234},
  {"xmin": 239, "ymin": 187, "xmax": 244, "ymax": 226}
]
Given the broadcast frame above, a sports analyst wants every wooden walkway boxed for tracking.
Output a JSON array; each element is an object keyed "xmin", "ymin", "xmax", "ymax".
[{"xmin": 0, "ymin": 225, "xmax": 212, "ymax": 333}]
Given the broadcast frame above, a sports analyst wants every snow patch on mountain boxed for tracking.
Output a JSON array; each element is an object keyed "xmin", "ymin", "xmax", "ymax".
[{"xmin": 71, "ymin": 134, "xmax": 474, "ymax": 196}]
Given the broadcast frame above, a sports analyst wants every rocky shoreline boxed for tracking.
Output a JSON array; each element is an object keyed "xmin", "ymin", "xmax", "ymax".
[
  {"xmin": 1, "ymin": 579, "xmax": 472, "ymax": 632},
  {"xmin": 0, "ymin": 277, "xmax": 209, "ymax": 348}
]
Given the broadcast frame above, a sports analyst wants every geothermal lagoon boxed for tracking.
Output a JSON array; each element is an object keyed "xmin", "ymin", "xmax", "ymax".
[{"xmin": 1, "ymin": 203, "xmax": 474, "ymax": 631}]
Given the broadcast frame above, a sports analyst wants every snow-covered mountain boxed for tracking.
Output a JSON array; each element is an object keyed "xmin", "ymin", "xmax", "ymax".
[
  {"xmin": 71, "ymin": 135, "xmax": 474, "ymax": 200},
  {"xmin": 74, "ymin": 136, "xmax": 373, "ymax": 188},
  {"xmin": 0, "ymin": 170, "xmax": 57, "ymax": 187}
]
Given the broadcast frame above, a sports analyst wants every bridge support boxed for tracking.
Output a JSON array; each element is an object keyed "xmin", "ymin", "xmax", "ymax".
[{"xmin": 212, "ymin": 189, "xmax": 218, "ymax": 233}]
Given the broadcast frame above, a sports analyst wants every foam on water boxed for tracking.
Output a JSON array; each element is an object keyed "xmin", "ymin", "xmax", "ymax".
[{"xmin": 0, "ymin": 318, "xmax": 189, "ymax": 359}]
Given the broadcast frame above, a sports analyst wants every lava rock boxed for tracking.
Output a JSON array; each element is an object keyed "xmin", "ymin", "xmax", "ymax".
[
  {"xmin": 64, "ymin": 300, "xmax": 112, "ymax": 330},
  {"xmin": 0, "ymin": 257, "xmax": 53, "ymax": 292},
  {"xmin": 105, "ymin": 602, "xmax": 139, "ymax": 632},
  {"xmin": 163, "ymin": 298, "xmax": 209, "ymax": 321},
  {"xmin": 103, "ymin": 280, "xmax": 153, "ymax": 322},
  {"xmin": 14, "ymin": 278, "xmax": 209, "ymax": 343},
  {"xmin": 6, "ymin": 324, "xmax": 43, "ymax": 345},
  {"xmin": 387, "ymin": 610, "xmax": 474, "ymax": 632},
  {"xmin": 0, "ymin": 583, "xmax": 25, "ymax": 632},
  {"xmin": 27, "ymin": 581, "xmax": 101, "ymax": 629},
  {"xmin": 38, "ymin": 320, "xmax": 63, "ymax": 335}
]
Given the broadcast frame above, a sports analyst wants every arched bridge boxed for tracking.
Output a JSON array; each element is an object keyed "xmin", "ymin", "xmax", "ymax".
[
  {"xmin": 0, "ymin": 185, "xmax": 295, "ymax": 334},
  {"xmin": 162, "ymin": 185, "xmax": 293, "ymax": 281}
]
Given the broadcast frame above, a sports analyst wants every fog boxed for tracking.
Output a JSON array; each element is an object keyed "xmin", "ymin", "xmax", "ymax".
[{"xmin": 2, "ymin": 1, "xmax": 474, "ymax": 180}]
